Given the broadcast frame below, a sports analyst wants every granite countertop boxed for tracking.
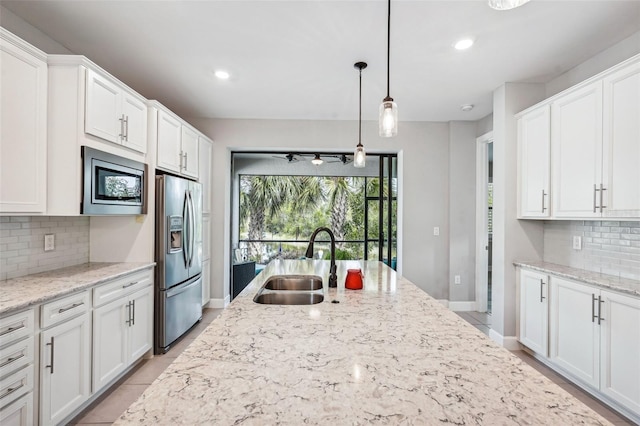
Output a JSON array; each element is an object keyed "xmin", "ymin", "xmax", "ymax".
[
  {"xmin": 0, "ymin": 262, "xmax": 155, "ymax": 315},
  {"xmin": 117, "ymin": 259, "xmax": 610, "ymax": 425},
  {"xmin": 514, "ymin": 260, "xmax": 640, "ymax": 297}
]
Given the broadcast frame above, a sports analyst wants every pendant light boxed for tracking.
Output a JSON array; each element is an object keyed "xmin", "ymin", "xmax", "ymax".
[
  {"xmin": 354, "ymin": 62, "xmax": 367, "ymax": 168},
  {"xmin": 379, "ymin": 0, "xmax": 397, "ymax": 137},
  {"xmin": 488, "ymin": 0, "xmax": 530, "ymax": 10}
]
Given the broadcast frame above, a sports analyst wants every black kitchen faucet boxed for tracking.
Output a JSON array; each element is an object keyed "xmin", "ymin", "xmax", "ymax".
[{"xmin": 305, "ymin": 227, "xmax": 338, "ymax": 288}]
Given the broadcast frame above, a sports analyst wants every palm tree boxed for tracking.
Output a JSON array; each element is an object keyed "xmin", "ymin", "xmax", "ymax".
[{"xmin": 326, "ymin": 177, "xmax": 350, "ymax": 247}]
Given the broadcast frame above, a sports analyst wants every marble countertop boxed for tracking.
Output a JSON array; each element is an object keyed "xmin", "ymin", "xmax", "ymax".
[
  {"xmin": 0, "ymin": 262, "xmax": 155, "ymax": 315},
  {"xmin": 514, "ymin": 260, "xmax": 640, "ymax": 297},
  {"xmin": 117, "ymin": 260, "xmax": 611, "ymax": 425}
]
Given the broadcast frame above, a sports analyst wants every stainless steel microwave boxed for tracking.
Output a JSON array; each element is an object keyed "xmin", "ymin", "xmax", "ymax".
[{"xmin": 81, "ymin": 146, "xmax": 147, "ymax": 215}]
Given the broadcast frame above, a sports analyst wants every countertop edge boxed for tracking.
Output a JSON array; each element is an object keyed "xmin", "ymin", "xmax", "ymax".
[
  {"xmin": 514, "ymin": 260, "xmax": 640, "ymax": 297},
  {"xmin": 0, "ymin": 262, "xmax": 156, "ymax": 316}
]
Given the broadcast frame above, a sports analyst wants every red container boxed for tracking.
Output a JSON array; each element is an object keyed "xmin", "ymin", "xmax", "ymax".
[{"xmin": 345, "ymin": 268, "xmax": 363, "ymax": 290}]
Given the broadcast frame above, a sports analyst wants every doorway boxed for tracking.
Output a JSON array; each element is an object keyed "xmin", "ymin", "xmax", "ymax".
[{"xmin": 475, "ymin": 133, "xmax": 493, "ymax": 313}]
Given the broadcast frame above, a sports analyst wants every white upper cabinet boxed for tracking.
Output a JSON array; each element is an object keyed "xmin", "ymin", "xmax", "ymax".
[
  {"xmin": 181, "ymin": 126, "xmax": 199, "ymax": 179},
  {"xmin": 85, "ymin": 69, "xmax": 147, "ymax": 154},
  {"xmin": 0, "ymin": 29, "xmax": 47, "ymax": 214},
  {"xmin": 153, "ymin": 103, "xmax": 202, "ymax": 179},
  {"xmin": 551, "ymin": 81, "xmax": 604, "ymax": 218},
  {"xmin": 602, "ymin": 61, "xmax": 640, "ymax": 217},
  {"xmin": 199, "ymin": 136, "xmax": 212, "ymax": 214},
  {"xmin": 518, "ymin": 105, "xmax": 551, "ymax": 218}
]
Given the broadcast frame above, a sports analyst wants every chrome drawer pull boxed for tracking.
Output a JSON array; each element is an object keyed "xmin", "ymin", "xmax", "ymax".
[
  {"xmin": 122, "ymin": 281, "xmax": 139, "ymax": 289},
  {"xmin": 46, "ymin": 337, "xmax": 55, "ymax": 374},
  {"xmin": 0, "ymin": 353, "xmax": 24, "ymax": 369},
  {"xmin": 0, "ymin": 382, "xmax": 24, "ymax": 400},
  {"xmin": 0, "ymin": 324, "xmax": 24, "ymax": 337},
  {"xmin": 539, "ymin": 279, "xmax": 546, "ymax": 302},
  {"xmin": 58, "ymin": 302, "xmax": 84, "ymax": 314}
]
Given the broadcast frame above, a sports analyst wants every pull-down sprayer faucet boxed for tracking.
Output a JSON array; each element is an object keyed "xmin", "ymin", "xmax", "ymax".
[{"xmin": 305, "ymin": 227, "xmax": 337, "ymax": 288}]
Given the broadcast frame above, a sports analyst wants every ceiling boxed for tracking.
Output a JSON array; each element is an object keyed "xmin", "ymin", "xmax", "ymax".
[{"xmin": 3, "ymin": 1, "xmax": 640, "ymax": 122}]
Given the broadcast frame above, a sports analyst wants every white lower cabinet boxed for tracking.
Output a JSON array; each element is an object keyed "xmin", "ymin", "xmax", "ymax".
[
  {"xmin": 548, "ymin": 275, "xmax": 640, "ymax": 419},
  {"xmin": 518, "ymin": 269, "xmax": 549, "ymax": 356},
  {"xmin": 0, "ymin": 392, "xmax": 33, "ymax": 426},
  {"xmin": 39, "ymin": 311, "xmax": 91, "ymax": 426},
  {"xmin": 93, "ymin": 285, "xmax": 152, "ymax": 391}
]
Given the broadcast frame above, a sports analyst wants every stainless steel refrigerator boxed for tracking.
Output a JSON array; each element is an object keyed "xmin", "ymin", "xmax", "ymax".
[{"xmin": 155, "ymin": 174, "xmax": 203, "ymax": 354}]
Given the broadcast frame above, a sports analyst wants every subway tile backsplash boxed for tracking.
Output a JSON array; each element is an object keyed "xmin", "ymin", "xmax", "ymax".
[
  {"xmin": 544, "ymin": 220, "xmax": 640, "ymax": 281},
  {"xmin": 0, "ymin": 216, "xmax": 89, "ymax": 281}
]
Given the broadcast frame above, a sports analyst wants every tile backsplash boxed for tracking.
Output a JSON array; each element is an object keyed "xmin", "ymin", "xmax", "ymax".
[
  {"xmin": 544, "ymin": 220, "xmax": 640, "ymax": 281},
  {"xmin": 0, "ymin": 216, "xmax": 89, "ymax": 281}
]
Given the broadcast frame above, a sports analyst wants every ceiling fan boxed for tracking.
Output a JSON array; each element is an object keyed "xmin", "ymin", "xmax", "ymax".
[
  {"xmin": 272, "ymin": 153, "xmax": 353, "ymax": 165},
  {"xmin": 271, "ymin": 153, "xmax": 304, "ymax": 162}
]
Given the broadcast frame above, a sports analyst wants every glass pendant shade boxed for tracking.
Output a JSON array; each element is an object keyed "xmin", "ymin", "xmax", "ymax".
[
  {"xmin": 379, "ymin": 99, "xmax": 398, "ymax": 137},
  {"xmin": 354, "ymin": 144, "xmax": 366, "ymax": 168},
  {"xmin": 488, "ymin": 0, "xmax": 530, "ymax": 10}
]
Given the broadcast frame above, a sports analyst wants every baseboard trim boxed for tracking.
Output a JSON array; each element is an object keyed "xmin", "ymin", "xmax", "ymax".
[
  {"xmin": 489, "ymin": 329, "xmax": 521, "ymax": 350},
  {"xmin": 208, "ymin": 295, "xmax": 230, "ymax": 309},
  {"xmin": 448, "ymin": 301, "xmax": 477, "ymax": 311},
  {"xmin": 436, "ymin": 299, "xmax": 449, "ymax": 308}
]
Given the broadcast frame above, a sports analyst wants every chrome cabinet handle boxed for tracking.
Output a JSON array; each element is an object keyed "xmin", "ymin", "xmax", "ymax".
[
  {"xmin": 0, "ymin": 353, "xmax": 24, "ymax": 369},
  {"xmin": 58, "ymin": 302, "xmax": 84, "ymax": 314},
  {"xmin": 46, "ymin": 337, "xmax": 55, "ymax": 374},
  {"xmin": 125, "ymin": 301, "xmax": 132, "ymax": 326},
  {"xmin": 122, "ymin": 281, "xmax": 138, "ymax": 289},
  {"xmin": 123, "ymin": 116, "xmax": 129, "ymax": 141},
  {"xmin": 131, "ymin": 299, "xmax": 136, "ymax": 326},
  {"xmin": 0, "ymin": 324, "xmax": 24, "ymax": 337},
  {"xmin": 539, "ymin": 279, "xmax": 546, "ymax": 302},
  {"xmin": 119, "ymin": 114, "xmax": 125, "ymax": 139},
  {"xmin": 600, "ymin": 184, "xmax": 607, "ymax": 213},
  {"xmin": 184, "ymin": 152, "xmax": 188, "ymax": 170},
  {"xmin": 179, "ymin": 150, "xmax": 184, "ymax": 170},
  {"xmin": 598, "ymin": 296, "xmax": 605, "ymax": 325},
  {"xmin": 0, "ymin": 382, "xmax": 24, "ymax": 400},
  {"xmin": 592, "ymin": 294, "xmax": 598, "ymax": 323},
  {"xmin": 541, "ymin": 190, "xmax": 547, "ymax": 213},
  {"xmin": 593, "ymin": 184, "xmax": 600, "ymax": 213}
]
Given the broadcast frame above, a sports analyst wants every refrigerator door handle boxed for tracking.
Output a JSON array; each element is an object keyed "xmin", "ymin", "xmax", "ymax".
[
  {"xmin": 188, "ymin": 190, "xmax": 196, "ymax": 268},
  {"xmin": 182, "ymin": 191, "xmax": 190, "ymax": 268}
]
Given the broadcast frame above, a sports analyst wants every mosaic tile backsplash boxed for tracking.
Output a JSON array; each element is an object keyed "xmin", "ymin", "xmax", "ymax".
[{"xmin": 544, "ymin": 220, "xmax": 640, "ymax": 281}]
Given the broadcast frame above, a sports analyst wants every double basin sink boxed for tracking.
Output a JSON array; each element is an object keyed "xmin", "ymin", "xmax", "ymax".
[{"xmin": 253, "ymin": 275, "xmax": 324, "ymax": 305}]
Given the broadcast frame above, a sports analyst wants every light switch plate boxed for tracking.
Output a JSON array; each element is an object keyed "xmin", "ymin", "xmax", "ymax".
[
  {"xmin": 44, "ymin": 234, "xmax": 55, "ymax": 251},
  {"xmin": 573, "ymin": 236, "xmax": 582, "ymax": 250},
  {"xmin": 433, "ymin": 227, "xmax": 440, "ymax": 236},
  {"xmin": 454, "ymin": 275, "xmax": 461, "ymax": 285}
]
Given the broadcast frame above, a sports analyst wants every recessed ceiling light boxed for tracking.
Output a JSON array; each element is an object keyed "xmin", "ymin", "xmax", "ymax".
[
  {"xmin": 214, "ymin": 70, "xmax": 230, "ymax": 80},
  {"xmin": 461, "ymin": 104, "xmax": 474, "ymax": 112},
  {"xmin": 454, "ymin": 39, "xmax": 474, "ymax": 50}
]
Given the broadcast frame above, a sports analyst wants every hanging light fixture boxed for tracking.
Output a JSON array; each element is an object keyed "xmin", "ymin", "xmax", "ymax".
[
  {"xmin": 354, "ymin": 61, "xmax": 367, "ymax": 168},
  {"xmin": 488, "ymin": 0, "xmax": 530, "ymax": 10},
  {"xmin": 379, "ymin": 0, "xmax": 397, "ymax": 138},
  {"xmin": 311, "ymin": 154, "xmax": 323, "ymax": 165}
]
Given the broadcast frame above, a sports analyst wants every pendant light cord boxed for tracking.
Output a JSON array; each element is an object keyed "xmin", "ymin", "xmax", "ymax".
[
  {"xmin": 358, "ymin": 65, "xmax": 362, "ymax": 147},
  {"xmin": 386, "ymin": 0, "xmax": 391, "ymax": 99}
]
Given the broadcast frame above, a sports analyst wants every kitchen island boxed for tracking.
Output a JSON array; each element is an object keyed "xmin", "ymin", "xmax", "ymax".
[{"xmin": 116, "ymin": 260, "xmax": 610, "ymax": 425}]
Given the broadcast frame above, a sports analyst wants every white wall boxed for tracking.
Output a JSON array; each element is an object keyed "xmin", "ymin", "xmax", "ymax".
[
  {"xmin": 0, "ymin": 6, "xmax": 72, "ymax": 54},
  {"xmin": 448, "ymin": 122, "xmax": 477, "ymax": 303},
  {"xmin": 189, "ymin": 118, "xmax": 454, "ymax": 302}
]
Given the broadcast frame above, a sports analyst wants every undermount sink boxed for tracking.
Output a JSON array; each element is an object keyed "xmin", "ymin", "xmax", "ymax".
[
  {"xmin": 254, "ymin": 274, "xmax": 324, "ymax": 305},
  {"xmin": 263, "ymin": 275, "xmax": 323, "ymax": 291}
]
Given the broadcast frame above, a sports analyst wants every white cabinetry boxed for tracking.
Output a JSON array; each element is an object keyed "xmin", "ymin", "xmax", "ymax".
[
  {"xmin": 92, "ymin": 269, "xmax": 153, "ymax": 391},
  {"xmin": 85, "ymin": 69, "xmax": 147, "ymax": 154},
  {"xmin": 602, "ymin": 61, "xmax": 640, "ymax": 217},
  {"xmin": 153, "ymin": 102, "xmax": 202, "ymax": 179},
  {"xmin": 0, "ymin": 29, "xmax": 47, "ymax": 214},
  {"xmin": 181, "ymin": 126, "xmax": 199, "ymax": 179},
  {"xmin": 517, "ymin": 105, "xmax": 550, "ymax": 218},
  {"xmin": 199, "ymin": 136, "xmax": 212, "ymax": 305},
  {"xmin": 0, "ymin": 393, "xmax": 33, "ymax": 426},
  {"xmin": 551, "ymin": 81, "xmax": 603, "ymax": 218},
  {"xmin": 39, "ymin": 295, "xmax": 91, "ymax": 426},
  {"xmin": 518, "ymin": 269, "xmax": 549, "ymax": 356}
]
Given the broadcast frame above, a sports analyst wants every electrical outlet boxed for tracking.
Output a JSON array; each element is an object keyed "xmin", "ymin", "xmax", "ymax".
[
  {"xmin": 573, "ymin": 236, "xmax": 582, "ymax": 250},
  {"xmin": 44, "ymin": 234, "xmax": 55, "ymax": 251},
  {"xmin": 433, "ymin": 227, "xmax": 440, "ymax": 236},
  {"xmin": 454, "ymin": 275, "xmax": 461, "ymax": 285}
]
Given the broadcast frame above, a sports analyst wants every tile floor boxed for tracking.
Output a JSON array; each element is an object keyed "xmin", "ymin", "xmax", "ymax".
[
  {"xmin": 455, "ymin": 311, "xmax": 635, "ymax": 426},
  {"xmin": 70, "ymin": 308, "xmax": 634, "ymax": 425}
]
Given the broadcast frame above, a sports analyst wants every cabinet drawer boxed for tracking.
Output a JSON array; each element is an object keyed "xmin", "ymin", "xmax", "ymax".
[
  {"xmin": 0, "ymin": 391, "xmax": 33, "ymax": 426},
  {"xmin": 0, "ymin": 365, "xmax": 33, "ymax": 408},
  {"xmin": 41, "ymin": 291, "xmax": 90, "ymax": 329},
  {"xmin": 0, "ymin": 310, "xmax": 34, "ymax": 348},
  {"xmin": 93, "ymin": 269, "xmax": 153, "ymax": 308},
  {"xmin": 0, "ymin": 337, "xmax": 34, "ymax": 379}
]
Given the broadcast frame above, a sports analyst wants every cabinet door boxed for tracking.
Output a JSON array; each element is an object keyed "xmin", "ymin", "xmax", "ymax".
[
  {"xmin": 40, "ymin": 312, "xmax": 91, "ymax": 426},
  {"xmin": 600, "ymin": 290, "xmax": 640, "ymax": 414},
  {"xmin": 85, "ymin": 69, "xmax": 121, "ymax": 144},
  {"xmin": 549, "ymin": 277, "xmax": 600, "ymax": 388},
  {"xmin": 156, "ymin": 110, "xmax": 182, "ymax": 173},
  {"xmin": 0, "ymin": 38, "xmax": 47, "ymax": 213},
  {"xmin": 202, "ymin": 258, "xmax": 211, "ymax": 306},
  {"xmin": 121, "ymin": 92, "xmax": 148, "ymax": 154},
  {"xmin": 0, "ymin": 392, "xmax": 33, "ymax": 426},
  {"xmin": 203, "ymin": 214, "xmax": 210, "ymax": 261},
  {"xmin": 602, "ymin": 60, "xmax": 640, "ymax": 218},
  {"xmin": 181, "ymin": 126, "xmax": 199, "ymax": 179},
  {"xmin": 551, "ymin": 82, "xmax": 603, "ymax": 218},
  {"xmin": 93, "ymin": 298, "xmax": 127, "ymax": 392},
  {"xmin": 518, "ymin": 105, "xmax": 551, "ymax": 218},
  {"xmin": 128, "ymin": 286, "xmax": 153, "ymax": 362},
  {"xmin": 199, "ymin": 136, "xmax": 212, "ymax": 214},
  {"xmin": 519, "ymin": 269, "xmax": 549, "ymax": 356}
]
